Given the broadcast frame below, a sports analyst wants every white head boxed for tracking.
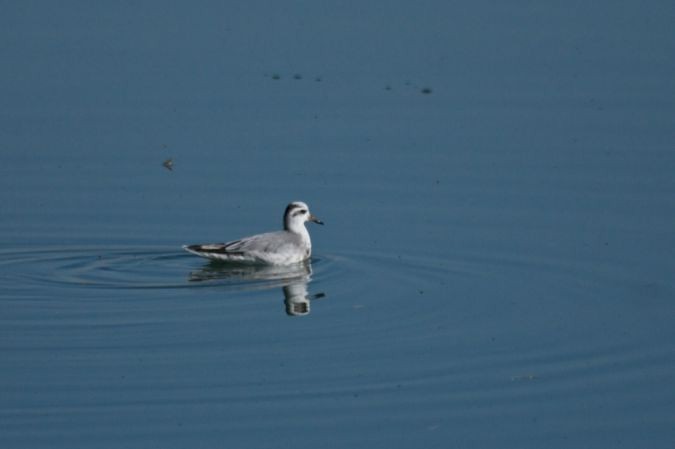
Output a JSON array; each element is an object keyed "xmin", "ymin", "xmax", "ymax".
[{"xmin": 283, "ymin": 201, "xmax": 323, "ymax": 233}]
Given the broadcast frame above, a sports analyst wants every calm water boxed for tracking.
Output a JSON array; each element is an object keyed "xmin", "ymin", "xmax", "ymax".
[{"xmin": 2, "ymin": 2, "xmax": 674, "ymax": 448}]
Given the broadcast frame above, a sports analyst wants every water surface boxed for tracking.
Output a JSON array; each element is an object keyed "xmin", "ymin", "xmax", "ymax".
[{"xmin": 1, "ymin": 2, "xmax": 674, "ymax": 448}]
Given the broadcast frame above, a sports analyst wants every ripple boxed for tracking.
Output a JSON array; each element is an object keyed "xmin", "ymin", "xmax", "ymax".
[
  {"xmin": 0, "ymin": 245, "xmax": 477, "ymax": 295},
  {"xmin": 0, "ymin": 246, "xmax": 334, "ymax": 291},
  {"xmin": 2, "ymin": 244, "xmax": 673, "ymax": 445},
  {"xmin": 288, "ymin": 247, "xmax": 675, "ymax": 399},
  {"xmin": 2, "ymin": 244, "xmax": 663, "ymax": 303}
]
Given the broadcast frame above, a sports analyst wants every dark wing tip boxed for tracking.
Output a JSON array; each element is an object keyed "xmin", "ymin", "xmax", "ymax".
[{"xmin": 184, "ymin": 243, "xmax": 244, "ymax": 255}]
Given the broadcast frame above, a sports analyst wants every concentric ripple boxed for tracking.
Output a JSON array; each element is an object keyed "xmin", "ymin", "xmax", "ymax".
[
  {"xmin": 0, "ymin": 246, "xmax": 332, "ymax": 291},
  {"xmin": 0, "ymin": 244, "xmax": 618, "ymax": 294}
]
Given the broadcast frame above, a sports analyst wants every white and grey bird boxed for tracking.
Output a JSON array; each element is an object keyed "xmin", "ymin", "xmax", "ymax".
[{"xmin": 183, "ymin": 201, "xmax": 323, "ymax": 265}]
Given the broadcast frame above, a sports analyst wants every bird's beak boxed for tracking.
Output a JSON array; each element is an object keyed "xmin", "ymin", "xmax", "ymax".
[{"xmin": 309, "ymin": 214, "xmax": 324, "ymax": 225}]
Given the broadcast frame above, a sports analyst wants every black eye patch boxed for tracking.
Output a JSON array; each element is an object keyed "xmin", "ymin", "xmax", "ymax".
[{"xmin": 292, "ymin": 209, "xmax": 307, "ymax": 217}]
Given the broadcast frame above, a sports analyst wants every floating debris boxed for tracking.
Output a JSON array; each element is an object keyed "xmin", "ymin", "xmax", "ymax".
[
  {"xmin": 510, "ymin": 374, "xmax": 538, "ymax": 382},
  {"xmin": 293, "ymin": 73, "xmax": 302, "ymax": 80},
  {"xmin": 271, "ymin": 73, "xmax": 281, "ymax": 80},
  {"xmin": 421, "ymin": 87, "xmax": 433, "ymax": 94},
  {"xmin": 162, "ymin": 158, "xmax": 174, "ymax": 171}
]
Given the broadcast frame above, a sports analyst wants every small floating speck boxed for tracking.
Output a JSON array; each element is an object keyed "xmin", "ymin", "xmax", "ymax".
[
  {"xmin": 384, "ymin": 85, "xmax": 392, "ymax": 91},
  {"xmin": 293, "ymin": 73, "xmax": 302, "ymax": 80},
  {"xmin": 510, "ymin": 374, "xmax": 538, "ymax": 382},
  {"xmin": 271, "ymin": 73, "xmax": 281, "ymax": 80},
  {"xmin": 162, "ymin": 158, "xmax": 174, "ymax": 171},
  {"xmin": 421, "ymin": 87, "xmax": 432, "ymax": 94}
]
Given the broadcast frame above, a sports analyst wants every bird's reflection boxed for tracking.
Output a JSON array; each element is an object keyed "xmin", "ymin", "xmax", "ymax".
[{"xmin": 188, "ymin": 259, "xmax": 326, "ymax": 316}]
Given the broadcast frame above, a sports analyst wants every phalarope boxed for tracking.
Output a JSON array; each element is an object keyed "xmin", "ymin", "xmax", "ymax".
[{"xmin": 183, "ymin": 201, "xmax": 323, "ymax": 265}]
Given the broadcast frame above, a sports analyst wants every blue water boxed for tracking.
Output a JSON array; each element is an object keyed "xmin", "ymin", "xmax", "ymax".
[{"xmin": 2, "ymin": 2, "xmax": 675, "ymax": 448}]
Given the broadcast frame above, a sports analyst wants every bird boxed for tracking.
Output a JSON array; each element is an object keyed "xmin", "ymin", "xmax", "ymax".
[{"xmin": 183, "ymin": 201, "xmax": 323, "ymax": 265}]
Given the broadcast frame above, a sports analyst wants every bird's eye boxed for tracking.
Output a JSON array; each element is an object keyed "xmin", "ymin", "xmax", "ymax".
[{"xmin": 299, "ymin": 209, "xmax": 307, "ymax": 214}]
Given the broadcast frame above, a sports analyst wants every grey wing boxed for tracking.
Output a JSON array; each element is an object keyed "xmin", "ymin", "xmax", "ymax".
[{"xmin": 222, "ymin": 231, "xmax": 298, "ymax": 254}]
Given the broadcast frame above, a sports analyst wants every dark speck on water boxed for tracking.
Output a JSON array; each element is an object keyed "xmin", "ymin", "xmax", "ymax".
[{"xmin": 162, "ymin": 158, "xmax": 174, "ymax": 171}]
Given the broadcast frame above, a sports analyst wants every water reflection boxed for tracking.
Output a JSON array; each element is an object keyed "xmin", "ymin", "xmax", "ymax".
[
  {"xmin": 283, "ymin": 281, "xmax": 326, "ymax": 316},
  {"xmin": 188, "ymin": 260, "xmax": 326, "ymax": 316}
]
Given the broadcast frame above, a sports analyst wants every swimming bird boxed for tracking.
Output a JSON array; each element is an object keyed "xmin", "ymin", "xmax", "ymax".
[{"xmin": 183, "ymin": 201, "xmax": 323, "ymax": 265}]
